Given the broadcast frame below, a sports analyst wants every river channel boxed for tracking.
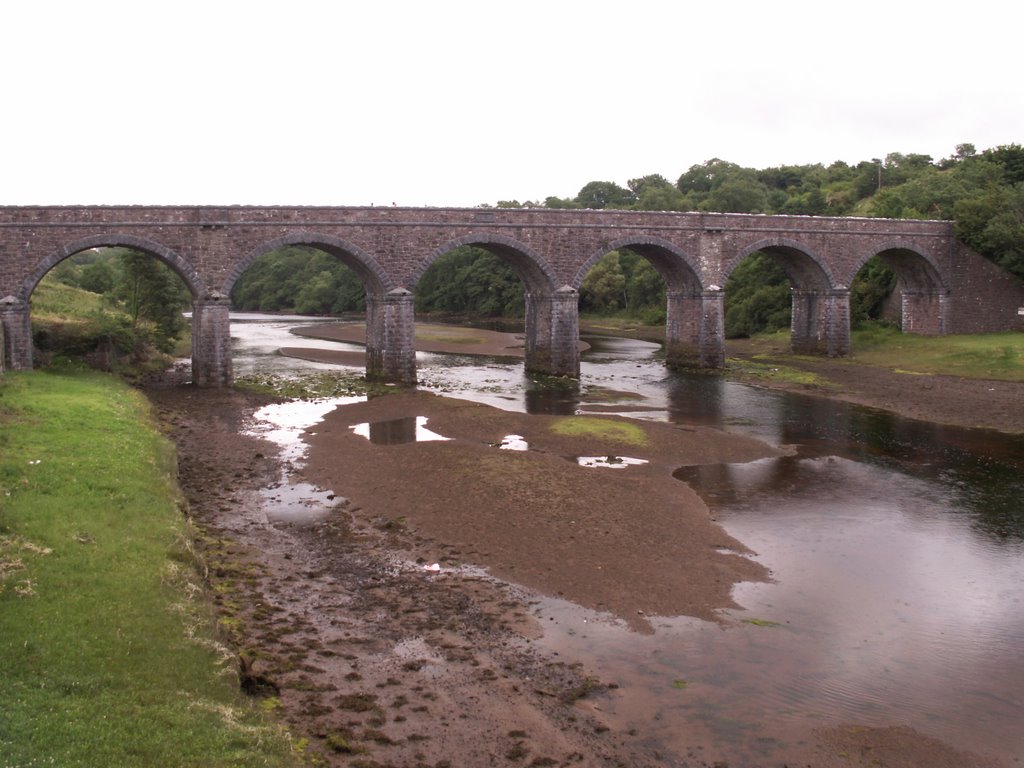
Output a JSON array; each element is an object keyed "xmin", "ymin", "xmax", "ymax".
[{"xmin": 230, "ymin": 313, "xmax": 1024, "ymax": 765}]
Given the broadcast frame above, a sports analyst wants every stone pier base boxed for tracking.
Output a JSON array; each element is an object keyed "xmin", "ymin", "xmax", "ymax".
[
  {"xmin": 791, "ymin": 289, "xmax": 851, "ymax": 357},
  {"xmin": 665, "ymin": 289, "xmax": 725, "ymax": 368},
  {"xmin": 525, "ymin": 287, "xmax": 580, "ymax": 378},
  {"xmin": 191, "ymin": 295, "xmax": 233, "ymax": 387},
  {"xmin": 0, "ymin": 297, "xmax": 32, "ymax": 372},
  {"xmin": 366, "ymin": 289, "xmax": 417, "ymax": 384}
]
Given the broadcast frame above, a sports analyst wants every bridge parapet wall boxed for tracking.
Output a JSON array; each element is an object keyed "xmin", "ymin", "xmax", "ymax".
[
  {"xmin": 1, "ymin": 206, "xmax": 1020, "ymax": 384},
  {"xmin": 0, "ymin": 206, "xmax": 957, "ymax": 298}
]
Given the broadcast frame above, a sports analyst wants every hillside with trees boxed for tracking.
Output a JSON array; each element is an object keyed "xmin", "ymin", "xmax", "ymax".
[{"xmin": 33, "ymin": 247, "xmax": 191, "ymax": 372}]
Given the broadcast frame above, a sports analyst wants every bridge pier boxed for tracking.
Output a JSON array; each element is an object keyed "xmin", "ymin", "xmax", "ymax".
[
  {"xmin": 791, "ymin": 288, "xmax": 850, "ymax": 357},
  {"xmin": 191, "ymin": 294, "xmax": 233, "ymax": 387},
  {"xmin": 665, "ymin": 288, "xmax": 725, "ymax": 368},
  {"xmin": 901, "ymin": 290, "xmax": 949, "ymax": 335},
  {"xmin": 525, "ymin": 287, "xmax": 580, "ymax": 378},
  {"xmin": 366, "ymin": 289, "xmax": 417, "ymax": 384},
  {"xmin": 0, "ymin": 297, "xmax": 32, "ymax": 372}
]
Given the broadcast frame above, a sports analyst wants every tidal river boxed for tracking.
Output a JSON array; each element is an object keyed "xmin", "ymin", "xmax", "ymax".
[{"xmin": 230, "ymin": 313, "xmax": 1024, "ymax": 765}]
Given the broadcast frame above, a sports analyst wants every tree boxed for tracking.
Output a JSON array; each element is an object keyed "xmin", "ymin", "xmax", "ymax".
[
  {"xmin": 115, "ymin": 250, "xmax": 190, "ymax": 348},
  {"xmin": 955, "ymin": 185, "xmax": 1024, "ymax": 280},
  {"xmin": 543, "ymin": 195, "xmax": 580, "ymax": 209},
  {"xmin": 850, "ymin": 257, "xmax": 896, "ymax": 327},
  {"xmin": 724, "ymin": 253, "xmax": 791, "ymax": 337},
  {"xmin": 627, "ymin": 174, "xmax": 673, "ymax": 197},
  {"xmin": 574, "ymin": 181, "xmax": 636, "ymax": 210},
  {"xmin": 982, "ymin": 144, "xmax": 1024, "ymax": 185},
  {"xmin": 415, "ymin": 247, "xmax": 524, "ymax": 317},
  {"xmin": 677, "ymin": 158, "xmax": 742, "ymax": 194},
  {"xmin": 230, "ymin": 246, "xmax": 365, "ymax": 313},
  {"xmin": 635, "ymin": 184, "xmax": 689, "ymax": 211},
  {"xmin": 580, "ymin": 252, "xmax": 627, "ymax": 312},
  {"xmin": 79, "ymin": 259, "xmax": 117, "ymax": 294},
  {"xmin": 701, "ymin": 170, "xmax": 769, "ymax": 213}
]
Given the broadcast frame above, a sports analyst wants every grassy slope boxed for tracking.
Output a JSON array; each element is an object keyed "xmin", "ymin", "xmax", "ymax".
[
  {"xmin": 30, "ymin": 279, "xmax": 109, "ymax": 321},
  {"xmin": 0, "ymin": 369, "xmax": 297, "ymax": 768}
]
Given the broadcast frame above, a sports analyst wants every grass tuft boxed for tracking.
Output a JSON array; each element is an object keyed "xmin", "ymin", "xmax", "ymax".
[{"xmin": 550, "ymin": 416, "xmax": 648, "ymax": 446}]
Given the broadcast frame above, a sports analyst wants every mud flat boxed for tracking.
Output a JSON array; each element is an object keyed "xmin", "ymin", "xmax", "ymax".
[{"xmin": 143, "ymin": 379, "xmax": 1008, "ymax": 768}]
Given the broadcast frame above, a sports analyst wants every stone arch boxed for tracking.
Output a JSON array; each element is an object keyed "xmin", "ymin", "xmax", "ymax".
[
  {"xmin": 411, "ymin": 233, "xmax": 571, "ymax": 377},
  {"xmin": 222, "ymin": 231, "xmax": 392, "ymax": 297},
  {"xmin": 850, "ymin": 239, "xmax": 948, "ymax": 294},
  {"xmin": 410, "ymin": 233, "xmax": 558, "ymax": 296},
  {"xmin": 18, "ymin": 233, "xmax": 202, "ymax": 301},
  {"xmin": 723, "ymin": 237, "xmax": 836, "ymax": 290},
  {"xmin": 575, "ymin": 236, "xmax": 722, "ymax": 369},
  {"xmin": 572, "ymin": 235, "xmax": 705, "ymax": 294},
  {"xmin": 724, "ymin": 237, "xmax": 848, "ymax": 357},
  {"xmin": 852, "ymin": 240, "xmax": 950, "ymax": 335}
]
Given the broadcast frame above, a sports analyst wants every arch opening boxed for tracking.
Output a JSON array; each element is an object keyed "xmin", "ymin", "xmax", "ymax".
[
  {"xmin": 857, "ymin": 246, "xmax": 948, "ymax": 335},
  {"xmin": 26, "ymin": 246, "xmax": 193, "ymax": 373},
  {"xmin": 576, "ymin": 241, "xmax": 716, "ymax": 367},
  {"xmin": 579, "ymin": 246, "xmax": 700, "ymax": 323},
  {"xmin": 227, "ymin": 243, "xmax": 380, "ymax": 381},
  {"xmin": 724, "ymin": 244, "xmax": 847, "ymax": 357},
  {"xmin": 414, "ymin": 245, "xmax": 526, "ymax": 320},
  {"xmin": 412, "ymin": 237, "xmax": 575, "ymax": 378},
  {"xmin": 850, "ymin": 256, "xmax": 898, "ymax": 329}
]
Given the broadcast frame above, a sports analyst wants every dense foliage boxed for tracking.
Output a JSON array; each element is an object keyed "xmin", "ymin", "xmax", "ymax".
[
  {"xmin": 414, "ymin": 247, "xmax": 524, "ymax": 317},
  {"xmin": 230, "ymin": 246, "xmax": 365, "ymax": 314}
]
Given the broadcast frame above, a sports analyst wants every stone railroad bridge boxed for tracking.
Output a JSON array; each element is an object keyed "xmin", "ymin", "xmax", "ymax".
[{"xmin": 1, "ymin": 206, "xmax": 1022, "ymax": 385}]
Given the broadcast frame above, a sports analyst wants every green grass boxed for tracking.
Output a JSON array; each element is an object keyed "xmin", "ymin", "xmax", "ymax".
[
  {"xmin": 726, "ymin": 357, "xmax": 833, "ymax": 387},
  {"xmin": 550, "ymin": 416, "xmax": 649, "ymax": 446},
  {"xmin": 30, "ymin": 279, "xmax": 110, "ymax": 321},
  {"xmin": 734, "ymin": 327, "xmax": 1024, "ymax": 382},
  {"xmin": 849, "ymin": 327, "xmax": 1024, "ymax": 381},
  {"xmin": 0, "ymin": 369, "xmax": 298, "ymax": 768}
]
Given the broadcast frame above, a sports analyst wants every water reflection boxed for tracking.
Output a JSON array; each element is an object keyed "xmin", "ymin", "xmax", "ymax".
[
  {"xmin": 350, "ymin": 416, "xmax": 450, "ymax": 445},
  {"xmin": 245, "ymin": 396, "xmax": 365, "ymax": 523},
  {"xmin": 498, "ymin": 434, "xmax": 529, "ymax": 451}
]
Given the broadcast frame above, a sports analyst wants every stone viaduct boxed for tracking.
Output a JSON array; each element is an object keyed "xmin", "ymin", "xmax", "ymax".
[{"xmin": 1, "ymin": 206, "xmax": 1022, "ymax": 385}]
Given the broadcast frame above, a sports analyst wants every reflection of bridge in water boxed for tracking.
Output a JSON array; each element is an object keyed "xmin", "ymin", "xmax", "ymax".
[{"xmin": 1, "ymin": 206, "xmax": 1021, "ymax": 384}]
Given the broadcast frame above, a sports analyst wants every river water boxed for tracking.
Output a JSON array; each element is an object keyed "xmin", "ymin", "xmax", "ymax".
[{"xmin": 231, "ymin": 313, "xmax": 1024, "ymax": 765}]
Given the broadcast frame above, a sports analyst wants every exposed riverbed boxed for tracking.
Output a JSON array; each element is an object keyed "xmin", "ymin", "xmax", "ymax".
[{"xmin": 174, "ymin": 313, "xmax": 1024, "ymax": 766}]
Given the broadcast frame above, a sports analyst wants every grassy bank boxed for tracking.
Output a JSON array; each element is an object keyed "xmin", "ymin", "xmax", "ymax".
[
  {"xmin": 847, "ymin": 326, "xmax": 1024, "ymax": 380},
  {"xmin": 732, "ymin": 327, "xmax": 1024, "ymax": 382},
  {"xmin": 0, "ymin": 368, "xmax": 297, "ymax": 768}
]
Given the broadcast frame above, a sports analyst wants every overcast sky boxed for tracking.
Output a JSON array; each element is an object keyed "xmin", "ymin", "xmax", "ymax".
[{"xmin": 2, "ymin": 1, "xmax": 1020, "ymax": 207}]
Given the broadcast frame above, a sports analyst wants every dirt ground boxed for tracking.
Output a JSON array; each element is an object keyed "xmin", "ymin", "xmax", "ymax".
[{"xmin": 141, "ymin": 332, "xmax": 1018, "ymax": 768}]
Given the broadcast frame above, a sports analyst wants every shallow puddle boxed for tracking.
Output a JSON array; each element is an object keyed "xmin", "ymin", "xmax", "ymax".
[
  {"xmin": 246, "ymin": 396, "xmax": 365, "ymax": 523},
  {"xmin": 498, "ymin": 434, "xmax": 529, "ymax": 451},
  {"xmin": 349, "ymin": 416, "xmax": 450, "ymax": 444}
]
